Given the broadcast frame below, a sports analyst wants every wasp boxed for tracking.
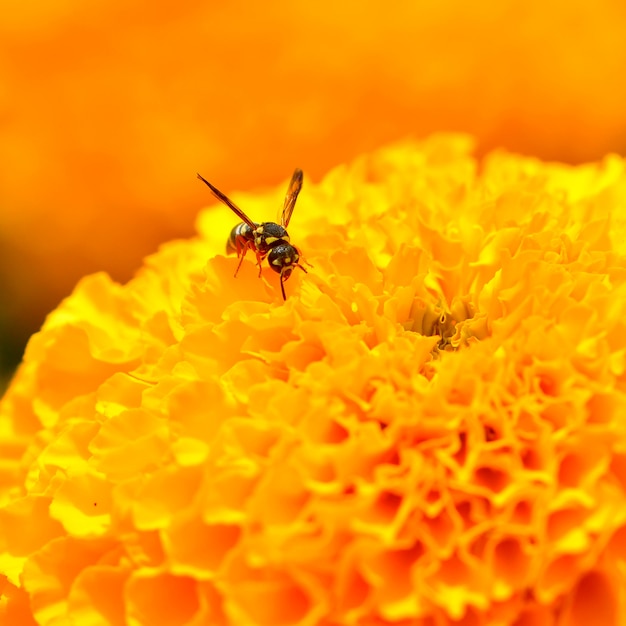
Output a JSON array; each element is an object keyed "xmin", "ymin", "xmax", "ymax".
[{"xmin": 197, "ymin": 169, "xmax": 307, "ymax": 300}]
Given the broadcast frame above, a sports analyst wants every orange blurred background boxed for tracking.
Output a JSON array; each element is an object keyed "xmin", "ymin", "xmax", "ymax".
[{"xmin": 1, "ymin": 0, "xmax": 626, "ymax": 374}]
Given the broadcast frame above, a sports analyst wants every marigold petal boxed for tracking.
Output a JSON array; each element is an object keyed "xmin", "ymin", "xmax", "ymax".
[
  {"xmin": 125, "ymin": 571, "xmax": 200, "ymax": 626},
  {"xmin": 66, "ymin": 564, "xmax": 130, "ymax": 626}
]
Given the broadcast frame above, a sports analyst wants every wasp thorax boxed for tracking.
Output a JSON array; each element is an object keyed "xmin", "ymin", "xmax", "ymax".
[{"xmin": 254, "ymin": 222, "xmax": 290, "ymax": 254}]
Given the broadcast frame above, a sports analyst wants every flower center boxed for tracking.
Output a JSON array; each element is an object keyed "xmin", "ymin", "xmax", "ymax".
[{"xmin": 405, "ymin": 296, "xmax": 489, "ymax": 353}]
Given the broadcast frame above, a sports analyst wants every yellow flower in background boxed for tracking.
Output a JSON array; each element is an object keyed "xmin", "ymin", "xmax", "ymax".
[
  {"xmin": 3, "ymin": 0, "xmax": 626, "ymax": 367},
  {"xmin": 2, "ymin": 136, "xmax": 626, "ymax": 625}
]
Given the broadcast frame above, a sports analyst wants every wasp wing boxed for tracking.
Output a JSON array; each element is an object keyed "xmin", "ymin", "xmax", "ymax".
[
  {"xmin": 197, "ymin": 173, "xmax": 256, "ymax": 229},
  {"xmin": 280, "ymin": 168, "xmax": 303, "ymax": 228}
]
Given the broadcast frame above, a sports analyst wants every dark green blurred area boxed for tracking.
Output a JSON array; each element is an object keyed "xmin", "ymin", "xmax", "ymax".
[
  {"xmin": 0, "ymin": 238, "xmax": 20, "ymax": 392},
  {"xmin": 0, "ymin": 307, "xmax": 28, "ymax": 395},
  {"xmin": 0, "ymin": 313, "xmax": 25, "ymax": 396}
]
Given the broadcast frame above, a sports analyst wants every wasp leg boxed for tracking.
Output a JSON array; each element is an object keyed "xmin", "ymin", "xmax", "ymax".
[
  {"xmin": 279, "ymin": 269, "xmax": 288, "ymax": 301},
  {"xmin": 255, "ymin": 252, "xmax": 266, "ymax": 278},
  {"xmin": 234, "ymin": 236, "xmax": 253, "ymax": 278},
  {"xmin": 234, "ymin": 252, "xmax": 247, "ymax": 278}
]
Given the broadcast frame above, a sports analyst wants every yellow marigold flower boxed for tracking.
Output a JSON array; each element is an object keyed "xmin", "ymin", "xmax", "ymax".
[{"xmin": 2, "ymin": 135, "xmax": 626, "ymax": 625}]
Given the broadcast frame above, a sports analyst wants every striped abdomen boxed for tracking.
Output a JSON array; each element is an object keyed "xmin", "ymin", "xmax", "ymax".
[{"xmin": 226, "ymin": 222, "xmax": 256, "ymax": 255}]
